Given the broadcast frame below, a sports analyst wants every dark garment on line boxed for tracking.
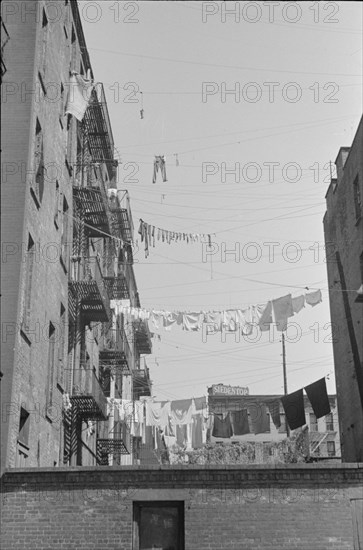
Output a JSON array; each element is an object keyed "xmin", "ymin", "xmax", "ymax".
[
  {"xmin": 231, "ymin": 409, "xmax": 250, "ymax": 436},
  {"xmin": 152, "ymin": 155, "xmax": 167, "ymax": 183},
  {"xmin": 248, "ymin": 403, "xmax": 270, "ymax": 434},
  {"xmin": 212, "ymin": 413, "xmax": 233, "ymax": 438},
  {"xmin": 281, "ymin": 389, "xmax": 306, "ymax": 430},
  {"xmin": 304, "ymin": 378, "xmax": 331, "ymax": 419},
  {"xmin": 266, "ymin": 399, "xmax": 281, "ymax": 428},
  {"xmin": 192, "ymin": 415, "xmax": 203, "ymax": 449},
  {"xmin": 193, "ymin": 396, "xmax": 207, "ymax": 413}
]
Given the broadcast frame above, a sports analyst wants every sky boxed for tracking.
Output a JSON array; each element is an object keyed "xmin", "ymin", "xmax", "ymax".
[{"xmin": 80, "ymin": 1, "xmax": 362, "ymax": 402}]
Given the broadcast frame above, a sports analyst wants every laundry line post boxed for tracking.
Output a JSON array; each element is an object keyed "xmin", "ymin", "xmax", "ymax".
[{"xmin": 282, "ymin": 332, "xmax": 290, "ymax": 437}]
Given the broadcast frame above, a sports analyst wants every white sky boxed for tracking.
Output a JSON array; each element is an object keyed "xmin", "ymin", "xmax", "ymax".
[{"xmin": 80, "ymin": 1, "xmax": 362, "ymax": 401}]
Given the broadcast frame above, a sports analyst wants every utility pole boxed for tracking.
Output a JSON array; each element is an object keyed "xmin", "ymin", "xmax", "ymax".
[{"xmin": 282, "ymin": 332, "xmax": 290, "ymax": 437}]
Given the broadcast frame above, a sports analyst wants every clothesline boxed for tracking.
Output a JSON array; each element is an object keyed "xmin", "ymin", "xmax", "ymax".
[
  {"xmin": 138, "ymin": 218, "xmax": 215, "ymax": 258},
  {"xmin": 111, "ymin": 289, "xmax": 322, "ymax": 334}
]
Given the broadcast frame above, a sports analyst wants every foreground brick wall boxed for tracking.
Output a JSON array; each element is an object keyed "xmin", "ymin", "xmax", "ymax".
[{"xmin": 1, "ymin": 464, "xmax": 363, "ymax": 549}]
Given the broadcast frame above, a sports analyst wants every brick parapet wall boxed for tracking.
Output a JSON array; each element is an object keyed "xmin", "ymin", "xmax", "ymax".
[{"xmin": 1, "ymin": 465, "xmax": 363, "ymax": 549}]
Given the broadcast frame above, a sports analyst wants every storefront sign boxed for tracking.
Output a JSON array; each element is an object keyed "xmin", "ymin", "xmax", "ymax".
[{"xmin": 211, "ymin": 384, "xmax": 249, "ymax": 396}]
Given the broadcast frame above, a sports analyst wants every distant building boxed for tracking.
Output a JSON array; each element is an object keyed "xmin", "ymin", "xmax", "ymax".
[
  {"xmin": 323, "ymin": 116, "xmax": 363, "ymax": 462},
  {"xmin": 207, "ymin": 385, "xmax": 341, "ymax": 461},
  {"xmin": 1, "ymin": 0, "xmax": 152, "ymax": 473}
]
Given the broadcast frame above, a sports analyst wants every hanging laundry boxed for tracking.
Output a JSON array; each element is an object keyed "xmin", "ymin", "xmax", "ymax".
[
  {"xmin": 231, "ymin": 409, "xmax": 250, "ymax": 436},
  {"xmin": 138, "ymin": 219, "xmax": 149, "ymax": 259},
  {"xmin": 193, "ymin": 396, "xmax": 207, "ymax": 415},
  {"xmin": 292, "ymin": 295, "xmax": 305, "ymax": 314},
  {"xmin": 145, "ymin": 401, "xmax": 170, "ymax": 430},
  {"xmin": 305, "ymin": 289, "xmax": 322, "ymax": 307},
  {"xmin": 241, "ymin": 306, "xmax": 254, "ymax": 336},
  {"xmin": 257, "ymin": 302, "xmax": 273, "ymax": 332},
  {"xmin": 205, "ymin": 311, "xmax": 222, "ymax": 332},
  {"xmin": 65, "ymin": 72, "xmax": 95, "ymax": 121},
  {"xmin": 152, "ymin": 155, "xmax": 167, "ymax": 183},
  {"xmin": 265, "ymin": 400, "xmax": 281, "ymax": 429},
  {"xmin": 164, "ymin": 416, "xmax": 175, "ymax": 437},
  {"xmin": 148, "ymin": 311, "xmax": 164, "ymax": 331},
  {"xmin": 212, "ymin": 413, "xmax": 233, "ymax": 438},
  {"xmin": 281, "ymin": 389, "xmax": 306, "ymax": 430},
  {"xmin": 192, "ymin": 415, "xmax": 203, "ymax": 449},
  {"xmin": 223, "ymin": 310, "xmax": 240, "ymax": 332},
  {"xmin": 176, "ymin": 424, "xmax": 187, "ymax": 447},
  {"xmin": 182, "ymin": 312, "xmax": 203, "ymax": 331},
  {"xmin": 163, "ymin": 312, "xmax": 180, "ymax": 331},
  {"xmin": 170, "ymin": 399, "xmax": 195, "ymax": 425},
  {"xmin": 304, "ymin": 378, "xmax": 331, "ymax": 419},
  {"xmin": 248, "ymin": 403, "xmax": 270, "ymax": 434},
  {"xmin": 272, "ymin": 293, "xmax": 294, "ymax": 332}
]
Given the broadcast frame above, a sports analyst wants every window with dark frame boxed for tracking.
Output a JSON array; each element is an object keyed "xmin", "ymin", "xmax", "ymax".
[
  {"xmin": 54, "ymin": 180, "xmax": 60, "ymax": 227},
  {"xmin": 21, "ymin": 234, "xmax": 35, "ymax": 335},
  {"xmin": 60, "ymin": 197, "xmax": 69, "ymax": 271},
  {"xmin": 133, "ymin": 501, "xmax": 185, "ymax": 550},
  {"xmin": 18, "ymin": 407, "xmax": 30, "ymax": 447},
  {"xmin": 57, "ymin": 304, "xmax": 66, "ymax": 389},
  {"xmin": 59, "ymin": 83, "xmax": 65, "ymax": 127},
  {"xmin": 327, "ymin": 441, "xmax": 336, "ymax": 457},
  {"xmin": 31, "ymin": 118, "xmax": 45, "ymax": 206},
  {"xmin": 40, "ymin": 8, "xmax": 48, "ymax": 77},
  {"xmin": 310, "ymin": 412, "xmax": 318, "ymax": 432},
  {"xmin": 325, "ymin": 412, "xmax": 334, "ymax": 432},
  {"xmin": 353, "ymin": 175, "xmax": 362, "ymax": 222},
  {"xmin": 46, "ymin": 323, "xmax": 56, "ymax": 419}
]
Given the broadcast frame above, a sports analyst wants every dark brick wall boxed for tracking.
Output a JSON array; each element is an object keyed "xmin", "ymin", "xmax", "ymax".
[
  {"xmin": 324, "ymin": 117, "xmax": 363, "ymax": 462},
  {"xmin": 1, "ymin": 464, "xmax": 363, "ymax": 549}
]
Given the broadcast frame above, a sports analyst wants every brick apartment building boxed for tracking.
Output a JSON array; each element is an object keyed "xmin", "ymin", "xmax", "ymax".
[
  {"xmin": 1, "ymin": 0, "xmax": 152, "ymax": 473},
  {"xmin": 323, "ymin": 117, "xmax": 363, "ymax": 463},
  {"xmin": 208, "ymin": 385, "xmax": 341, "ymax": 461}
]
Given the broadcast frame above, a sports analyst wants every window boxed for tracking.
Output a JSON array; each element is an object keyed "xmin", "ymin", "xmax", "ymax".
[
  {"xmin": 21, "ymin": 235, "xmax": 35, "ymax": 335},
  {"xmin": 65, "ymin": 115, "xmax": 73, "ymax": 174},
  {"xmin": 40, "ymin": 9, "xmax": 48, "ymax": 76},
  {"xmin": 310, "ymin": 413, "xmax": 318, "ymax": 432},
  {"xmin": 31, "ymin": 118, "xmax": 45, "ymax": 206},
  {"xmin": 325, "ymin": 413, "xmax": 334, "ymax": 432},
  {"xmin": 327, "ymin": 441, "xmax": 336, "ymax": 457},
  {"xmin": 1, "ymin": 18, "xmax": 10, "ymax": 83},
  {"xmin": 133, "ymin": 502, "xmax": 184, "ymax": 550},
  {"xmin": 18, "ymin": 407, "xmax": 30, "ymax": 446},
  {"xmin": 46, "ymin": 323, "xmax": 56, "ymax": 419},
  {"xmin": 60, "ymin": 197, "xmax": 69, "ymax": 271},
  {"xmin": 59, "ymin": 83, "xmax": 65, "ymax": 128},
  {"xmin": 70, "ymin": 25, "xmax": 76, "ymax": 72},
  {"xmin": 353, "ymin": 175, "xmax": 362, "ymax": 222},
  {"xmin": 54, "ymin": 181, "xmax": 60, "ymax": 227},
  {"xmin": 57, "ymin": 304, "xmax": 66, "ymax": 389},
  {"xmin": 278, "ymin": 414, "xmax": 287, "ymax": 434}
]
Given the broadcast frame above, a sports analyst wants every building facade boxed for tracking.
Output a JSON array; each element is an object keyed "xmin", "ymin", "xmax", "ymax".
[
  {"xmin": 208, "ymin": 385, "xmax": 341, "ymax": 461},
  {"xmin": 323, "ymin": 116, "xmax": 363, "ymax": 463},
  {"xmin": 1, "ymin": 0, "xmax": 152, "ymax": 473}
]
